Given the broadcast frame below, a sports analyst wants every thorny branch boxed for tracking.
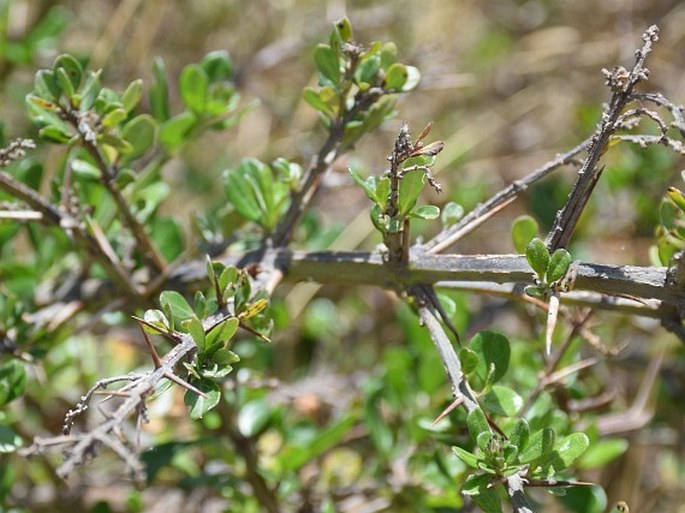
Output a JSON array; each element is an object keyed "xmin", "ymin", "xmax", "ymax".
[
  {"xmin": 412, "ymin": 285, "xmax": 533, "ymax": 512},
  {"xmin": 546, "ymin": 25, "xmax": 660, "ymax": 251}
]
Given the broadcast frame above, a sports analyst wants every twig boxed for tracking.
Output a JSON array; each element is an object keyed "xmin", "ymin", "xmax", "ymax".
[
  {"xmin": 546, "ymin": 25, "xmax": 660, "ymax": 251},
  {"xmin": 411, "ymin": 285, "xmax": 533, "ymax": 512},
  {"xmin": 63, "ymin": 108, "xmax": 167, "ymax": 273},
  {"xmin": 421, "ymin": 137, "xmax": 592, "ymax": 253}
]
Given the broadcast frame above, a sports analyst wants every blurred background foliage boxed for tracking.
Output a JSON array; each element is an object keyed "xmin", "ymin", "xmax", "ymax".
[{"xmin": 1, "ymin": 0, "xmax": 685, "ymax": 512}]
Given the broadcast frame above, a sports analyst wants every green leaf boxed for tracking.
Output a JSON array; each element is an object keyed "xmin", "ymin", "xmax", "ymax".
[
  {"xmin": 34, "ymin": 69, "xmax": 60, "ymax": 100},
  {"xmin": 53, "ymin": 54, "xmax": 83, "ymax": 91},
  {"xmin": 380, "ymin": 42, "xmax": 398, "ymax": 68},
  {"xmin": 384, "ymin": 63, "xmax": 408, "ymax": 90},
  {"xmin": 210, "ymin": 348, "xmax": 240, "ymax": 365},
  {"xmin": 526, "ymin": 237, "xmax": 550, "ymax": 281},
  {"xmin": 348, "ymin": 167, "xmax": 379, "ymax": 204},
  {"xmin": 101, "ymin": 107, "xmax": 127, "ymax": 128},
  {"xmin": 398, "ymin": 169, "xmax": 426, "ymax": 216},
  {"xmin": 459, "ymin": 347, "xmax": 479, "ymax": 375},
  {"xmin": 200, "ymin": 50, "xmax": 233, "ymax": 82},
  {"xmin": 546, "ymin": 248, "xmax": 572, "ymax": 284},
  {"xmin": 121, "ymin": 114, "xmax": 157, "ymax": 160},
  {"xmin": 0, "ymin": 360, "xmax": 27, "ymax": 405},
  {"xmin": 462, "ymin": 473, "xmax": 493, "ymax": 496},
  {"xmin": 482, "ymin": 385, "xmax": 523, "ymax": 417},
  {"xmin": 181, "ymin": 315, "xmax": 206, "ymax": 352},
  {"xmin": 121, "ymin": 79, "xmax": 144, "ymax": 113},
  {"xmin": 160, "ymin": 112, "xmax": 197, "ymax": 149},
  {"xmin": 224, "ymin": 161, "xmax": 263, "ymax": 224},
  {"xmin": 355, "ymin": 54, "xmax": 381, "ymax": 85},
  {"xmin": 578, "ymin": 438, "xmax": 628, "ymax": 469},
  {"xmin": 78, "ymin": 70, "xmax": 102, "ymax": 110},
  {"xmin": 71, "ymin": 158, "xmax": 101, "ymax": 182},
  {"xmin": 442, "ymin": 201, "xmax": 464, "ymax": 226},
  {"xmin": 452, "ymin": 445, "xmax": 480, "ymax": 469},
  {"xmin": 333, "ymin": 17, "xmax": 353, "ymax": 43},
  {"xmin": 238, "ymin": 398, "xmax": 272, "ymax": 437},
  {"xmin": 55, "ymin": 67, "xmax": 75, "ymax": 97},
  {"xmin": 302, "ymin": 87, "xmax": 335, "ymax": 117},
  {"xmin": 150, "ymin": 57, "xmax": 170, "ymax": 122},
  {"xmin": 466, "ymin": 408, "xmax": 490, "ymax": 442},
  {"xmin": 313, "ymin": 44, "xmax": 341, "ymax": 86},
  {"xmin": 468, "ymin": 331, "xmax": 511, "ymax": 391},
  {"xmin": 511, "ymin": 215, "xmax": 539, "ymax": 253},
  {"xmin": 218, "ymin": 265, "xmax": 238, "ymax": 295},
  {"xmin": 159, "ymin": 290, "xmax": 195, "ymax": 321},
  {"xmin": 179, "ymin": 64, "xmax": 209, "ymax": 115},
  {"xmin": 205, "ymin": 317, "xmax": 239, "ymax": 353},
  {"xmin": 409, "ymin": 204, "xmax": 440, "ymax": 220},
  {"xmin": 520, "ymin": 427, "xmax": 556, "ymax": 466},
  {"xmin": 550, "ymin": 432, "xmax": 590, "ymax": 471},
  {"xmin": 471, "ymin": 484, "xmax": 504, "ymax": 513},
  {"xmin": 142, "ymin": 309, "xmax": 170, "ymax": 334},
  {"xmin": 38, "ymin": 125, "xmax": 72, "ymax": 144},
  {"xmin": 151, "ymin": 216, "xmax": 184, "ymax": 262},
  {"xmin": 184, "ymin": 379, "xmax": 221, "ymax": 419},
  {"xmin": 0, "ymin": 425, "xmax": 22, "ymax": 453},
  {"xmin": 508, "ymin": 418, "xmax": 530, "ymax": 452}
]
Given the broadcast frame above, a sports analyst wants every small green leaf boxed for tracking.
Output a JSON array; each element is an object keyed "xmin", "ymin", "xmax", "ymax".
[
  {"xmin": 205, "ymin": 316, "xmax": 239, "ymax": 353},
  {"xmin": 121, "ymin": 79, "xmax": 144, "ymax": 113},
  {"xmin": 150, "ymin": 57, "xmax": 170, "ymax": 122},
  {"xmin": 462, "ymin": 473, "xmax": 494, "ymax": 496},
  {"xmin": 511, "ymin": 215, "xmax": 539, "ymax": 253},
  {"xmin": 102, "ymin": 107, "xmax": 127, "ymax": 128},
  {"xmin": 142, "ymin": 309, "xmax": 170, "ymax": 334},
  {"xmin": 398, "ymin": 169, "xmax": 426, "ymax": 216},
  {"xmin": 348, "ymin": 167, "xmax": 379, "ymax": 204},
  {"xmin": 0, "ymin": 360, "xmax": 27, "ymax": 405},
  {"xmin": 380, "ymin": 42, "xmax": 398, "ymax": 69},
  {"xmin": 238, "ymin": 398, "xmax": 272, "ymax": 437},
  {"xmin": 526, "ymin": 237, "xmax": 550, "ymax": 281},
  {"xmin": 409, "ymin": 204, "xmax": 440, "ymax": 220},
  {"xmin": 210, "ymin": 348, "xmax": 240, "ymax": 365},
  {"xmin": 551, "ymin": 432, "xmax": 590, "ymax": 471},
  {"xmin": 160, "ymin": 112, "xmax": 197, "ymax": 149},
  {"xmin": 184, "ymin": 379, "xmax": 220, "ymax": 419},
  {"xmin": 38, "ymin": 125, "xmax": 72, "ymax": 143},
  {"xmin": 468, "ymin": 331, "xmax": 511, "ymax": 391},
  {"xmin": 71, "ymin": 158, "xmax": 101, "ymax": 182},
  {"xmin": 333, "ymin": 17, "xmax": 353, "ymax": 42},
  {"xmin": 509, "ymin": 418, "xmax": 530, "ymax": 452},
  {"xmin": 442, "ymin": 201, "xmax": 464, "ymax": 226},
  {"xmin": 452, "ymin": 445, "xmax": 480, "ymax": 469},
  {"xmin": 53, "ymin": 54, "xmax": 83, "ymax": 90},
  {"xmin": 520, "ymin": 427, "xmax": 556, "ymax": 466},
  {"xmin": 302, "ymin": 87, "xmax": 335, "ymax": 117},
  {"xmin": 459, "ymin": 347, "xmax": 479, "ymax": 375},
  {"xmin": 384, "ymin": 63, "xmax": 408, "ymax": 90},
  {"xmin": 34, "ymin": 69, "xmax": 60, "ymax": 100},
  {"xmin": 313, "ymin": 44, "xmax": 341, "ymax": 86},
  {"xmin": 466, "ymin": 408, "xmax": 490, "ymax": 441},
  {"xmin": 180, "ymin": 64, "xmax": 209, "ymax": 115},
  {"xmin": 121, "ymin": 114, "xmax": 157, "ymax": 160},
  {"xmin": 0, "ymin": 425, "xmax": 22, "ymax": 453},
  {"xmin": 79, "ymin": 70, "xmax": 102, "ymax": 110},
  {"xmin": 546, "ymin": 248, "xmax": 572, "ymax": 284},
  {"xmin": 200, "ymin": 50, "xmax": 233, "ymax": 82},
  {"xmin": 159, "ymin": 290, "xmax": 195, "ymax": 321},
  {"xmin": 218, "ymin": 265, "xmax": 238, "ymax": 294},
  {"xmin": 181, "ymin": 315, "xmax": 206, "ymax": 352},
  {"xmin": 355, "ymin": 54, "xmax": 381, "ymax": 85},
  {"xmin": 471, "ymin": 485, "xmax": 504, "ymax": 513},
  {"xmin": 482, "ymin": 385, "xmax": 524, "ymax": 417},
  {"xmin": 55, "ymin": 67, "xmax": 75, "ymax": 97}
]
